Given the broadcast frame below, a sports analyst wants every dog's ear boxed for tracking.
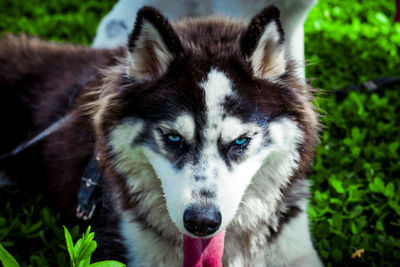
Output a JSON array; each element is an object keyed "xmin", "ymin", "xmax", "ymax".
[
  {"xmin": 240, "ymin": 6, "xmax": 286, "ymax": 80},
  {"xmin": 127, "ymin": 7, "xmax": 183, "ymax": 79}
]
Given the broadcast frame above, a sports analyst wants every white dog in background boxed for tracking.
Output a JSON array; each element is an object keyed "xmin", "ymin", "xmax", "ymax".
[{"xmin": 93, "ymin": 0, "xmax": 317, "ymax": 78}]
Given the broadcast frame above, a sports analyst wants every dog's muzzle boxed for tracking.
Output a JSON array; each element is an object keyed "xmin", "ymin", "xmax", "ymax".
[{"xmin": 183, "ymin": 205, "xmax": 221, "ymax": 237}]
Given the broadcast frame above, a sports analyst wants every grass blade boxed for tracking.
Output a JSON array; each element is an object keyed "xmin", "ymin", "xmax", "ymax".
[{"xmin": 0, "ymin": 243, "xmax": 20, "ymax": 267}]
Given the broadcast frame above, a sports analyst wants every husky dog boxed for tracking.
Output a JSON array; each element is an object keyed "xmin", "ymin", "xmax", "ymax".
[{"xmin": 0, "ymin": 6, "xmax": 322, "ymax": 267}]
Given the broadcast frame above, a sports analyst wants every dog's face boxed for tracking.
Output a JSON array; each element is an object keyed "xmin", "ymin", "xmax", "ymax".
[{"xmin": 94, "ymin": 7, "xmax": 315, "ymax": 238}]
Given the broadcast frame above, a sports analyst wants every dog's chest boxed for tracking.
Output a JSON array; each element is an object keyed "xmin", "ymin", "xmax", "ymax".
[
  {"xmin": 119, "ymin": 209, "xmax": 319, "ymax": 267},
  {"xmin": 119, "ymin": 212, "xmax": 270, "ymax": 267}
]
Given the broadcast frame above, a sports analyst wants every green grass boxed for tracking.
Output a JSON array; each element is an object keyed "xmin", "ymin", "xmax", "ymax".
[
  {"xmin": 0, "ymin": 0, "xmax": 114, "ymax": 44},
  {"xmin": 1, "ymin": 0, "xmax": 400, "ymax": 266}
]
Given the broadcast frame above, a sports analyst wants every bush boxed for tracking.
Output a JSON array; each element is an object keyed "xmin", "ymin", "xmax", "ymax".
[{"xmin": 305, "ymin": 1, "xmax": 400, "ymax": 266}]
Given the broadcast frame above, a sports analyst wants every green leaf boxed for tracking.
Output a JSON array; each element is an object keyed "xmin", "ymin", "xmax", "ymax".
[
  {"xmin": 71, "ymin": 225, "xmax": 81, "ymax": 239},
  {"xmin": 77, "ymin": 257, "xmax": 91, "ymax": 267},
  {"xmin": 85, "ymin": 226, "xmax": 92, "ymax": 236},
  {"xmin": 73, "ymin": 239, "xmax": 83, "ymax": 263},
  {"xmin": 350, "ymin": 146, "xmax": 361, "ymax": 157},
  {"xmin": 64, "ymin": 226, "xmax": 75, "ymax": 265},
  {"xmin": 389, "ymin": 201, "xmax": 400, "ymax": 216},
  {"xmin": 314, "ymin": 221, "xmax": 331, "ymax": 239},
  {"xmin": 308, "ymin": 206, "xmax": 317, "ymax": 218},
  {"xmin": 384, "ymin": 182, "xmax": 395, "ymax": 198},
  {"xmin": 76, "ymin": 240, "xmax": 97, "ymax": 264},
  {"xmin": 351, "ymin": 222, "xmax": 358, "ymax": 234},
  {"xmin": 329, "ymin": 176, "xmax": 345, "ymax": 194},
  {"xmin": 0, "ymin": 243, "xmax": 20, "ymax": 267},
  {"xmin": 314, "ymin": 190, "xmax": 322, "ymax": 202},
  {"xmin": 30, "ymin": 254, "xmax": 49, "ymax": 266},
  {"xmin": 322, "ymin": 238, "xmax": 331, "ymax": 250},
  {"xmin": 57, "ymin": 252, "xmax": 68, "ymax": 267},
  {"xmin": 369, "ymin": 177, "xmax": 385, "ymax": 193},
  {"xmin": 388, "ymin": 142, "xmax": 399, "ymax": 155},
  {"xmin": 319, "ymin": 249, "xmax": 329, "ymax": 260},
  {"xmin": 70, "ymin": 226, "xmax": 97, "ymax": 267},
  {"xmin": 374, "ymin": 12, "xmax": 389, "ymax": 25},
  {"xmin": 331, "ymin": 248, "xmax": 343, "ymax": 262},
  {"xmin": 394, "ymin": 250, "xmax": 400, "ymax": 259},
  {"xmin": 329, "ymin": 198, "xmax": 342, "ymax": 205},
  {"xmin": 27, "ymin": 221, "xmax": 43, "ymax": 234},
  {"xmin": 90, "ymin": 261, "xmax": 126, "ymax": 267},
  {"xmin": 376, "ymin": 220, "xmax": 384, "ymax": 231},
  {"xmin": 349, "ymin": 205, "xmax": 363, "ymax": 218}
]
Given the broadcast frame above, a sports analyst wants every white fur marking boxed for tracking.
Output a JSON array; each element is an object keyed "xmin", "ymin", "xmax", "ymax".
[
  {"xmin": 142, "ymin": 146, "xmax": 190, "ymax": 231},
  {"xmin": 199, "ymin": 69, "xmax": 234, "ymax": 155},
  {"xmin": 110, "ymin": 119, "xmax": 144, "ymax": 155},
  {"xmin": 157, "ymin": 113, "xmax": 196, "ymax": 142},
  {"xmin": 201, "ymin": 69, "xmax": 233, "ymax": 138},
  {"xmin": 174, "ymin": 114, "xmax": 196, "ymax": 141},
  {"xmin": 220, "ymin": 117, "xmax": 259, "ymax": 143}
]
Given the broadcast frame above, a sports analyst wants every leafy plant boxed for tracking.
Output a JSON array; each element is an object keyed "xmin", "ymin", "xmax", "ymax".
[
  {"xmin": 0, "ymin": 227, "xmax": 126, "ymax": 267},
  {"xmin": 63, "ymin": 226, "xmax": 125, "ymax": 267},
  {"xmin": 0, "ymin": 187, "xmax": 72, "ymax": 266}
]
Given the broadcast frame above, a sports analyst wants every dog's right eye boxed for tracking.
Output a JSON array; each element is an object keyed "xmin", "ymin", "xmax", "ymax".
[
  {"xmin": 163, "ymin": 133, "xmax": 186, "ymax": 149},
  {"xmin": 234, "ymin": 137, "xmax": 248, "ymax": 146},
  {"xmin": 167, "ymin": 135, "xmax": 181, "ymax": 142}
]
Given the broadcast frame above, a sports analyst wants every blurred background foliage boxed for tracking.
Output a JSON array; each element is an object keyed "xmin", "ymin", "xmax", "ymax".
[
  {"xmin": 304, "ymin": 1, "xmax": 400, "ymax": 266},
  {"xmin": 0, "ymin": 0, "xmax": 399, "ymax": 266}
]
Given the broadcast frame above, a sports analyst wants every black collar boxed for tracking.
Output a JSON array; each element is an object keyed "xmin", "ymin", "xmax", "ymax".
[{"xmin": 76, "ymin": 157, "xmax": 105, "ymax": 221}]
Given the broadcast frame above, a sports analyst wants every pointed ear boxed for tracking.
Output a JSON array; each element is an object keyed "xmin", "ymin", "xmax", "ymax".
[
  {"xmin": 127, "ymin": 7, "xmax": 183, "ymax": 80},
  {"xmin": 240, "ymin": 6, "xmax": 286, "ymax": 80}
]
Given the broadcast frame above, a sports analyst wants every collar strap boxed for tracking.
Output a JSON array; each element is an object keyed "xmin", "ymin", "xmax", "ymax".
[{"xmin": 76, "ymin": 157, "xmax": 103, "ymax": 221}]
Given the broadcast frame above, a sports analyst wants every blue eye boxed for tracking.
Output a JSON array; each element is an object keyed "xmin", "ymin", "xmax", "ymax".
[
  {"xmin": 234, "ymin": 137, "xmax": 248, "ymax": 145},
  {"xmin": 167, "ymin": 135, "xmax": 181, "ymax": 142}
]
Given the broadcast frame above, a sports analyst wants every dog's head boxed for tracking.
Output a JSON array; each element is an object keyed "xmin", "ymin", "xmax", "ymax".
[{"xmin": 90, "ymin": 6, "xmax": 318, "ymax": 239}]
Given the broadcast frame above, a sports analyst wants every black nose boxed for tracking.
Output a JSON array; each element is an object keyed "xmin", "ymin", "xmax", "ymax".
[{"xmin": 183, "ymin": 205, "xmax": 222, "ymax": 237}]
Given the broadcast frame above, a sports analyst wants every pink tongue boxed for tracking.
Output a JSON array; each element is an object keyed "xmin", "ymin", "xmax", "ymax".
[{"xmin": 183, "ymin": 231, "xmax": 225, "ymax": 267}]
